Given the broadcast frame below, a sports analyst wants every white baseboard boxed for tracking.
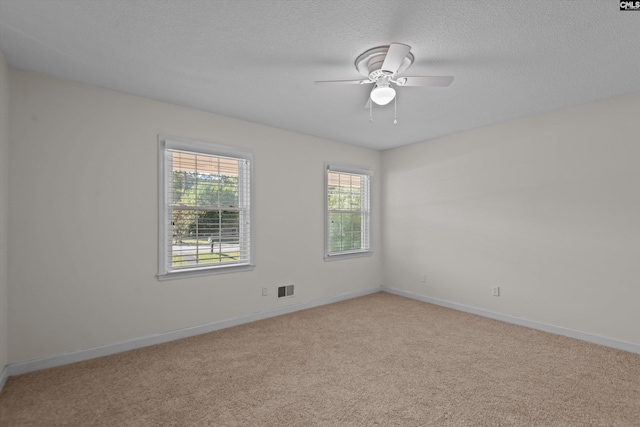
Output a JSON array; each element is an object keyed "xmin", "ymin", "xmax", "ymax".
[
  {"xmin": 7, "ymin": 284, "xmax": 634, "ymax": 395},
  {"xmin": 0, "ymin": 365, "xmax": 8, "ymax": 392},
  {"xmin": 4, "ymin": 286, "xmax": 382, "ymax": 381},
  {"xmin": 383, "ymin": 287, "xmax": 640, "ymax": 355}
]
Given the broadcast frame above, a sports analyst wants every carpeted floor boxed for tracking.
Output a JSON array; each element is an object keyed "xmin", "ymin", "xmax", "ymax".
[{"xmin": 1, "ymin": 292, "xmax": 639, "ymax": 426}]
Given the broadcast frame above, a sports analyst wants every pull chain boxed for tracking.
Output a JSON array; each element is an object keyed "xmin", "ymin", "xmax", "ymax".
[
  {"xmin": 393, "ymin": 95, "xmax": 398, "ymax": 125},
  {"xmin": 367, "ymin": 96, "xmax": 398, "ymax": 124},
  {"xmin": 369, "ymin": 98, "xmax": 373, "ymax": 123}
]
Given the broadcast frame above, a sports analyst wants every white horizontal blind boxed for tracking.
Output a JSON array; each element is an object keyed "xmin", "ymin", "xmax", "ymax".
[
  {"xmin": 162, "ymin": 143, "xmax": 251, "ymax": 274},
  {"xmin": 326, "ymin": 165, "xmax": 371, "ymax": 257}
]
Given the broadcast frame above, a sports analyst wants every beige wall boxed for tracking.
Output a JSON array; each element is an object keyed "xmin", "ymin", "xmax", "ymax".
[
  {"xmin": 0, "ymin": 51, "xmax": 9, "ymax": 372},
  {"xmin": 5, "ymin": 63, "xmax": 639, "ymax": 366},
  {"xmin": 382, "ymin": 92, "xmax": 640, "ymax": 345},
  {"xmin": 8, "ymin": 69, "xmax": 382, "ymax": 363}
]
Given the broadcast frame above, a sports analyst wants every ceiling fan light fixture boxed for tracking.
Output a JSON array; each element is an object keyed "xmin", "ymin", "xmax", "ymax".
[{"xmin": 370, "ymin": 84, "xmax": 396, "ymax": 105}]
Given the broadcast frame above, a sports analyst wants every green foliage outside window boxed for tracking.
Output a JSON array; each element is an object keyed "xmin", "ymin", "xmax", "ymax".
[
  {"xmin": 327, "ymin": 171, "xmax": 368, "ymax": 254},
  {"xmin": 171, "ymin": 165, "xmax": 242, "ymax": 267}
]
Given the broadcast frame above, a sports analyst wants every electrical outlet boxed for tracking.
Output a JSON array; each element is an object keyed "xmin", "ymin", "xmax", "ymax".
[
  {"xmin": 492, "ymin": 286, "xmax": 500, "ymax": 297},
  {"xmin": 262, "ymin": 287, "xmax": 268, "ymax": 296},
  {"xmin": 420, "ymin": 274, "xmax": 427, "ymax": 283}
]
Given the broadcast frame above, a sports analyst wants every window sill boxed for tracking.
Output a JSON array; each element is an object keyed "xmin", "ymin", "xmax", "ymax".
[
  {"xmin": 324, "ymin": 251, "xmax": 373, "ymax": 262},
  {"xmin": 157, "ymin": 264, "xmax": 255, "ymax": 281}
]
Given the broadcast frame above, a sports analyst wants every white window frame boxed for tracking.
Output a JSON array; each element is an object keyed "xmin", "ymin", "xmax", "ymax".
[
  {"xmin": 158, "ymin": 135, "xmax": 254, "ymax": 280},
  {"xmin": 324, "ymin": 162, "xmax": 372, "ymax": 260}
]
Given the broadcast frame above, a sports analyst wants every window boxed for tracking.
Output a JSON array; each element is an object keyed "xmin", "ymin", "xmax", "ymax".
[
  {"xmin": 325, "ymin": 163, "xmax": 372, "ymax": 259},
  {"xmin": 158, "ymin": 135, "xmax": 253, "ymax": 280}
]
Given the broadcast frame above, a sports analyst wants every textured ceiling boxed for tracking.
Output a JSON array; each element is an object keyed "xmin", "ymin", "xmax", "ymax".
[{"xmin": 0, "ymin": 0, "xmax": 638, "ymax": 150}]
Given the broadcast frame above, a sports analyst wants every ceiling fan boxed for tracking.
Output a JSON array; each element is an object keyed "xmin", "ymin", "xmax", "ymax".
[{"xmin": 316, "ymin": 43, "xmax": 454, "ymax": 110}]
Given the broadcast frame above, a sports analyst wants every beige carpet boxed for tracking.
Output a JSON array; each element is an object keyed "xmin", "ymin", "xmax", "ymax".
[{"xmin": 1, "ymin": 292, "xmax": 639, "ymax": 426}]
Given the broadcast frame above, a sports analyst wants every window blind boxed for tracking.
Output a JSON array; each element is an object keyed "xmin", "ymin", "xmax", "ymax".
[
  {"xmin": 326, "ymin": 164, "xmax": 371, "ymax": 257},
  {"xmin": 158, "ymin": 136, "xmax": 252, "ymax": 278}
]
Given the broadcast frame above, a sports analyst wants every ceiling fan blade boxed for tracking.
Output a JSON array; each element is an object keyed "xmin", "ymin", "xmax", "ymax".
[
  {"xmin": 398, "ymin": 76, "xmax": 454, "ymax": 87},
  {"xmin": 381, "ymin": 43, "xmax": 411, "ymax": 74},
  {"xmin": 315, "ymin": 79, "xmax": 372, "ymax": 85}
]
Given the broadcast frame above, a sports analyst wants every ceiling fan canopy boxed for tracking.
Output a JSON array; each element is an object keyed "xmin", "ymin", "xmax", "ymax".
[{"xmin": 316, "ymin": 43, "xmax": 454, "ymax": 107}]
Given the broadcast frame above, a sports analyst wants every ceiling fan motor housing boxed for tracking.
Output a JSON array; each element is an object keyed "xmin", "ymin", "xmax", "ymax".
[{"xmin": 355, "ymin": 46, "xmax": 414, "ymax": 81}]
